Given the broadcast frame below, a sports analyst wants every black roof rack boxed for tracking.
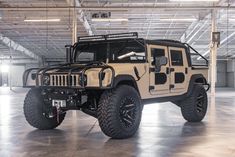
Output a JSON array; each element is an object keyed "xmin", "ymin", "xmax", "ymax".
[
  {"xmin": 153, "ymin": 39, "xmax": 182, "ymax": 44},
  {"xmin": 145, "ymin": 39, "xmax": 185, "ymax": 48},
  {"xmin": 77, "ymin": 32, "xmax": 138, "ymax": 42}
]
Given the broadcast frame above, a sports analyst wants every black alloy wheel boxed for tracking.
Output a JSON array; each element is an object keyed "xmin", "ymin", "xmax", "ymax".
[{"xmin": 119, "ymin": 97, "xmax": 137, "ymax": 128}]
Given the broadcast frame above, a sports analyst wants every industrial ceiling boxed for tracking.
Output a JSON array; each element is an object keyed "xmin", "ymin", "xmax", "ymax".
[{"xmin": 0, "ymin": 0, "xmax": 234, "ymax": 63}]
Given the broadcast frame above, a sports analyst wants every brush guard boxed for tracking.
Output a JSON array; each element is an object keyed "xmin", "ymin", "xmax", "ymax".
[{"xmin": 23, "ymin": 63, "xmax": 115, "ymax": 89}]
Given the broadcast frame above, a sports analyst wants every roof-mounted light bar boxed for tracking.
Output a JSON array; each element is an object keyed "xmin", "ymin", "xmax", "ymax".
[{"xmin": 77, "ymin": 32, "xmax": 138, "ymax": 42}]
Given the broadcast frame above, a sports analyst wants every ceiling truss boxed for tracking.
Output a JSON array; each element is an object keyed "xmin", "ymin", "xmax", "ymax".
[{"xmin": 0, "ymin": 0, "xmax": 235, "ymax": 62}]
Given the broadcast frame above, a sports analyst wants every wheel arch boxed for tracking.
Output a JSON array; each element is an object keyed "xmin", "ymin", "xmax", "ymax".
[
  {"xmin": 187, "ymin": 74, "xmax": 209, "ymax": 96},
  {"xmin": 194, "ymin": 76, "xmax": 207, "ymax": 84},
  {"xmin": 113, "ymin": 75, "xmax": 139, "ymax": 93}
]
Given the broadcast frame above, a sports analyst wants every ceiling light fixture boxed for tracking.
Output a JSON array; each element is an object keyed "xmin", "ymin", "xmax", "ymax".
[
  {"xmin": 91, "ymin": 18, "xmax": 128, "ymax": 22},
  {"xmin": 160, "ymin": 18, "xmax": 197, "ymax": 21},
  {"xmin": 170, "ymin": 0, "xmax": 219, "ymax": 1},
  {"xmin": 24, "ymin": 19, "xmax": 61, "ymax": 22}
]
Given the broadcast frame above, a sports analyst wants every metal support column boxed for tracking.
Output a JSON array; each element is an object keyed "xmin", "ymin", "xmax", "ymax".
[
  {"xmin": 72, "ymin": 0, "xmax": 77, "ymax": 44},
  {"xmin": 9, "ymin": 41, "xmax": 12, "ymax": 90},
  {"xmin": 210, "ymin": 9, "xmax": 217, "ymax": 96}
]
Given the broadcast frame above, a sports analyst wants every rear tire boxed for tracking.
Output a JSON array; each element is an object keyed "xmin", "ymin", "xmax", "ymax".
[
  {"xmin": 180, "ymin": 85, "xmax": 208, "ymax": 122},
  {"xmin": 24, "ymin": 88, "xmax": 66, "ymax": 130},
  {"xmin": 98, "ymin": 85, "xmax": 142, "ymax": 139}
]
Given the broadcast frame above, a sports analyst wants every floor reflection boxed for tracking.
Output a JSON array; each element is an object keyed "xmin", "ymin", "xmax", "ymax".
[
  {"xmin": 1, "ymin": 88, "xmax": 235, "ymax": 157},
  {"xmin": 0, "ymin": 95, "xmax": 11, "ymax": 140},
  {"xmin": 135, "ymin": 103, "xmax": 208, "ymax": 157},
  {"xmin": 208, "ymin": 95, "xmax": 216, "ymax": 124}
]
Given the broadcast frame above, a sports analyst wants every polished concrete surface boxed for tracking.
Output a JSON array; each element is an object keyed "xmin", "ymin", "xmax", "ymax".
[{"xmin": 1, "ymin": 87, "xmax": 235, "ymax": 157}]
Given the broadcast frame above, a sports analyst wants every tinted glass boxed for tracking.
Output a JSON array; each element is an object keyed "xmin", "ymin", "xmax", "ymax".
[
  {"xmin": 74, "ymin": 39, "xmax": 145, "ymax": 63},
  {"xmin": 170, "ymin": 50, "xmax": 183, "ymax": 66},
  {"xmin": 151, "ymin": 48, "xmax": 165, "ymax": 65},
  {"xmin": 75, "ymin": 43, "xmax": 107, "ymax": 63},
  {"xmin": 109, "ymin": 40, "xmax": 145, "ymax": 63}
]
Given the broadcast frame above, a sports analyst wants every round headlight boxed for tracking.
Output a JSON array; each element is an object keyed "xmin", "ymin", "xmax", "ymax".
[{"xmin": 42, "ymin": 75, "xmax": 50, "ymax": 85}]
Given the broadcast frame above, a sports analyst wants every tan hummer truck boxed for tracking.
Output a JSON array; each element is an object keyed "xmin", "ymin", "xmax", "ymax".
[{"xmin": 23, "ymin": 32, "xmax": 209, "ymax": 139}]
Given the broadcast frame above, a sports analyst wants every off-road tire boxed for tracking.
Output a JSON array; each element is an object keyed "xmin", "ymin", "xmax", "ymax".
[
  {"xmin": 98, "ymin": 85, "xmax": 142, "ymax": 139},
  {"xmin": 180, "ymin": 85, "xmax": 207, "ymax": 122},
  {"xmin": 24, "ymin": 88, "xmax": 66, "ymax": 130}
]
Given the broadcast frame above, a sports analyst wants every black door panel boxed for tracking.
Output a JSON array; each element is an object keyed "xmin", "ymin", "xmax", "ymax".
[{"xmin": 175, "ymin": 72, "xmax": 185, "ymax": 84}]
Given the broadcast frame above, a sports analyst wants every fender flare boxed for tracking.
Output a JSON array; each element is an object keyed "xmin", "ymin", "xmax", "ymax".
[
  {"xmin": 187, "ymin": 74, "xmax": 209, "ymax": 96},
  {"xmin": 113, "ymin": 75, "xmax": 139, "ymax": 92}
]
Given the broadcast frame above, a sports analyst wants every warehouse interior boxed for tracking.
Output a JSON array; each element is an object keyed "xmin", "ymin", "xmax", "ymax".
[{"xmin": 1, "ymin": 0, "xmax": 235, "ymax": 157}]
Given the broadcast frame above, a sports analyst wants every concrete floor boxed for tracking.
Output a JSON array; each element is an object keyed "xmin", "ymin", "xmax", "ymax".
[{"xmin": 1, "ymin": 88, "xmax": 235, "ymax": 157}]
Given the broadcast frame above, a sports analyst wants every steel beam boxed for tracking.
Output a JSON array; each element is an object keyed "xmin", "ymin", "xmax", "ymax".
[
  {"xmin": 0, "ymin": 34, "xmax": 41, "ymax": 61},
  {"xmin": 199, "ymin": 32, "xmax": 235, "ymax": 58},
  {"xmin": 72, "ymin": 0, "xmax": 78, "ymax": 44},
  {"xmin": 186, "ymin": 20, "xmax": 209, "ymax": 44},
  {"xmin": 0, "ymin": 5, "xmax": 235, "ymax": 11},
  {"xmin": 66, "ymin": 0, "xmax": 93, "ymax": 36}
]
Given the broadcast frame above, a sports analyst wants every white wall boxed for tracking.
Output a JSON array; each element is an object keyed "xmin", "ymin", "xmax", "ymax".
[
  {"xmin": 0, "ymin": 63, "xmax": 40, "ymax": 87},
  {"xmin": 216, "ymin": 61, "xmax": 227, "ymax": 87},
  {"xmin": 14, "ymin": 63, "xmax": 40, "ymax": 87},
  {"xmin": 227, "ymin": 59, "xmax": 235, "ymax": 88},
  {"xmin": 9, "ymin": 65, "xmax": 25, "ymax": 87}
]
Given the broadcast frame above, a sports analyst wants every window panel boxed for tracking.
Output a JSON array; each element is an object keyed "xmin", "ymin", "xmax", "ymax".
[
  {"xmin": 170, "ymin": 50, "xmax": 183, "ymax": 66},
  {"xmin": 151, "ymin": 48, "xmax": 165, "ymax": 65}
]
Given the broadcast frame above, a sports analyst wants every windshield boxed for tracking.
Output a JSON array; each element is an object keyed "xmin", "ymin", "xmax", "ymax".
[{"xmin": 74, "ymin": 39, "xmax": 146, "ymax": 63}]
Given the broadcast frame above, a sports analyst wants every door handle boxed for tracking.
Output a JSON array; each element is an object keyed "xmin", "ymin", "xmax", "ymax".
[
  {"xmin": 170, "ymin": 68, "xmax": 175, "ymax": 72},
  {"xmin": 170, "ymin": 84, "xmax": 175, "ymax": 89},
  {"xmin": 166, "ymin": 68, "xmax": 174, "ymax": 74},
  {"xmin": 166, "ymin": 67, "xmax": 170, "ymax": 74},
  {"xmin": 185, "ymin": 68, "xmax": 188, "ymax": 74},
  {"xmin": 149, "ymin": 67, "xmax": 155, "ymax": 72}
]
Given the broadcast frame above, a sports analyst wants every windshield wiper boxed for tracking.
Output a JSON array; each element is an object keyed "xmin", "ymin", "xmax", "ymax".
[{"xmin": 117, "ymin": 51, "xmax": 137, "ymax": 60}]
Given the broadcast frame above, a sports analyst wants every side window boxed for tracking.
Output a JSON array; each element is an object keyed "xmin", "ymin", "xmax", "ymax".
[
  {"xmin": 151, "ymin": 48, "xmax": 165, "ymax": 65},
  {"xmin": 170, "ymin": 50, "xmax": 183, "ymax": 66}
]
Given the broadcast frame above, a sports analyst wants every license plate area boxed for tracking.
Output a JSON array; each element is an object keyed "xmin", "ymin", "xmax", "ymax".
[{"xmin": 52, "ymin": 99, "xmax": 66, "ymax": 108}]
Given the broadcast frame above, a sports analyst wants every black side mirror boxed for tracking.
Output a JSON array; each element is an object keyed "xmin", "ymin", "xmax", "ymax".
[
  {"xmin": 65, "ymin": 45, "xmax": 73, "ymax": 63},
  {"xmin": 155, "ymin": 56, "xmax": 168, "ymax": 72}
]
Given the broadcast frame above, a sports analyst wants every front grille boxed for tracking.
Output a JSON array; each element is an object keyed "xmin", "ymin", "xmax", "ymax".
[{"xmin": 49, "ymin": 74, "xmax": 80, "ymax": 87}]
